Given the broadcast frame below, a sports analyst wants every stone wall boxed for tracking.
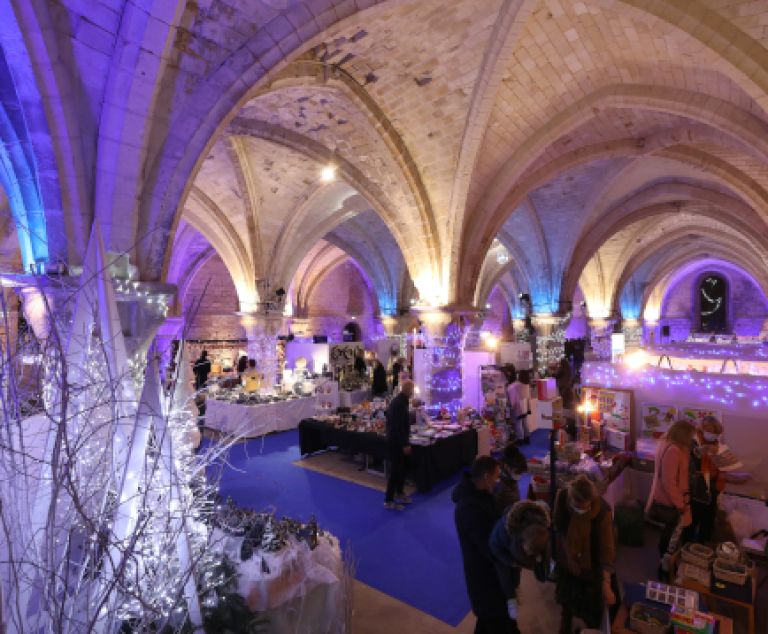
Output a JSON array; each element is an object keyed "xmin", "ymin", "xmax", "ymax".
[
  {"xmin": 660, "ymin": 267, "xmax": 768, "ymax": 339},
  {"xmin": 306, "ymin": 260, "xmax": 378, "ymax": 345},
  {"xmin": 182, "ymin": 254, "xmax": 243, "ymax": 340}
]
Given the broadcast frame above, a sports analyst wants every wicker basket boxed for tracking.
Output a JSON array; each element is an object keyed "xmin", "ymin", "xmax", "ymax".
[
  {"xmin": 713, "ymin": 557, "xmax": 748, "ymax": 585},
  {"xmin": 715, "ymin": 541, "xmax": 740, "ymax": 562},
  {"xmin": 681, "ymin": 543, "xmax": 714, "ymax": 568},
  {"xmin": 630, "ymin": 603, "xmax": 671, "ymax": 634},
  {"xmin": 677, "ymin": 561, "xmax": 711, "ymax": 587}
]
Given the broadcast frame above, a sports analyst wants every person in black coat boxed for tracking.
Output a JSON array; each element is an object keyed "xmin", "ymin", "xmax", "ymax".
[
  {"xmin": 384, "ymin": 379, "xmax": 413, "ymax": 509},
  {"xmin": 372, "ymin": 360, "xmax": 388, "ymax": 397},
  {"xmin": 453, "ymin": 457, "xmax": 519, "ymax": 634},
  {"xmin": 391, "ymin": 357, "xmax": 403, "ymax": 392},
  {"xmin": 193, "ymin": 350, "xmax": 211, "ymax": 390}
]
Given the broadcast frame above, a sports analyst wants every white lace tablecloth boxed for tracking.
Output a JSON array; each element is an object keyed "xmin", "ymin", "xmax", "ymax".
[
  {"xmin": 206, "ymin": 397, "xmax": 318, "ymax": 437},
  {"xmin": 214, "ymin": 529, "xmax": 346, "ymax": 633}
]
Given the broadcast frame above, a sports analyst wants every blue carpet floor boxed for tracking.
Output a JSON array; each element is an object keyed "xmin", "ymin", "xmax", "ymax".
[{"xmin": 214, "ymin": 429, "xmax": 549, "ymax": 626}]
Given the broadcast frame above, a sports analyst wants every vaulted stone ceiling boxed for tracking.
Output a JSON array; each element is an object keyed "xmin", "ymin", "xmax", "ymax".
[{"xmin": 1, "ymin": 0, "xmax": 767, "ymax": 323}]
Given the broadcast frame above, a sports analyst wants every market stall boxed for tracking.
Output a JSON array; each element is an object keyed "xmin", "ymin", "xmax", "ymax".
[
  {"xmin": 206, "ymin": 394, "xmax": 318, "ymax": 437},
  {"xmin": 209, "ymin": 501, "xmax": 348, "ymax": 633},
  {"xmin": 298, "ymin": 418, "xmax": 478, "ymax": 492}
]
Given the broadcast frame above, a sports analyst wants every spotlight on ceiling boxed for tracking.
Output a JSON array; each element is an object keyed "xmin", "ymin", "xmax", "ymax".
[
  {"xmin": 320, "ymin": 165, "xmax": 336, "ymax": 182},
  {"xmin": 519, "ymin": 293, "xmax": 530, "ymax": 302}
]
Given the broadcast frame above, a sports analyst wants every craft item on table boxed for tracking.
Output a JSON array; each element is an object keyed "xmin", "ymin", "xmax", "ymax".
[
  {"xmin": 630, "ymin": 603, "xmax": 671, "ymax": 634},
  {"xmin": 645, "ymin": 581, "xmax": 698, "ymax": 610},
  {"xmin": 715, "ymin": 541, "xmax": 740, "ymax": 562}
]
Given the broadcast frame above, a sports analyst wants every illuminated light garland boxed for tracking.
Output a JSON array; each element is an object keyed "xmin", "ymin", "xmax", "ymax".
[{"xmin": 582, "ymin": 361, "xmax": 768, "ymax": 408}]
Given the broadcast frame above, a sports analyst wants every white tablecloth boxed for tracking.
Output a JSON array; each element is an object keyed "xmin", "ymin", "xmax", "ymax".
[
  {"xmin": 214, "ymin": 529, "xmax": 347, "ymax": 633},
  {"xmin": 206, "ymin": 397, "xmax": 317, "ymax": 437}
]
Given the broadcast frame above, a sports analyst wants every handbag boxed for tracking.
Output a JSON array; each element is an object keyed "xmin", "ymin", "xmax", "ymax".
[{"xmin": 689, "ymin": 471, "xmax": 711, "ymax": 505}]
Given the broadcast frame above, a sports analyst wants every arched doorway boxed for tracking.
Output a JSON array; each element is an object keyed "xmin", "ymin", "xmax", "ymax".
[
  {"xmin": 342, "ymin": 321, "xmax": 362, "ymax": 342},
  {"xmin": 699, "ymin": 274, "xmax": 728, "ymax": 332}
]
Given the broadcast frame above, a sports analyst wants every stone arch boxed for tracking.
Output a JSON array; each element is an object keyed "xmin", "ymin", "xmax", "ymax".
[
  {"xmin": 135, "ymin": 0, "xmax": 768, "ymax": 293},
  {"xmin": 183, "ymin": 187, "xmax": 256, "ymax": 309},
  {"xmin": 224, "ymin": 120, "xmax": 436, "ymax": 294},
  {"xmin": 619, "ymin": 236, "xmax": 768, "ymax": 321},
  {"xmin": 641, "ymin": 253, "xmax": 768, "ymax": 326},
  {"xmin": 262, "ymin": 64, "xmax": 437, "ymax": 259},
  {"xmin": 458, "ymin": 86, "xmax": 768, "ymax": 304},
  {"xmin": 615, "ymin": 229, "xmax": 767, "ymax": 315},
  {"xmin": 0, "ymin": 1, "xmax": 90, "ymax": 266},
  {"xmin": 560, "ymin": 184, "xmax": 768, "ymax": 307}
]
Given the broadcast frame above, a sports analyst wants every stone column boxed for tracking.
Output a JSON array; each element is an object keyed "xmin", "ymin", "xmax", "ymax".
[
  {"xmin": 621, "ymin": 318, "xmax": 643, "ymax": 352},
  {"xmin": 239, "ymin": 312, "xmax": 285, "ymax": 388},
  {"xmin": 379, "ymin": 315, "xmax": 399, "ymax": 337},
  {"xmin": 411, "ymin": 308, "xmax": 464, "ymax": 412},
  {"xmin": 289, "ymin": 318, "xmax": 311, "ymax": 338},
  {"xmin": 587, "ymin": 318, "xmax": 615, "ymax": 361},
  {"xmin": 531, "ymin": 313, "xmax": 568, "ymax": 373}
]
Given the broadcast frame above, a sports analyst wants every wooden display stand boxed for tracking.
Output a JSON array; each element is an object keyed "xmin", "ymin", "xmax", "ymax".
[{"xmin": 671, "ymin": 552, "xmax": 756, "ymax": 634}]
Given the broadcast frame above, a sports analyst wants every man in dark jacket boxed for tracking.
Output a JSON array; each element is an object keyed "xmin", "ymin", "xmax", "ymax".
[
  {"xmin": 384, "ymin": 379, "xmax": 413, "ymax": 509},
  {"xmin": 193, "ymin": 350, "xmax": 211, "ymax": 390},
  {"xmin": 453, "ymin": 456, "xmax": 520, "ymax": 634}
]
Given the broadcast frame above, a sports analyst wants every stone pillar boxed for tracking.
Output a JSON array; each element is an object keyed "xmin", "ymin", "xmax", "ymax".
[
  {"xmin": 239, "ymin": 312, "xmax": 285, "ymax": 388},
  {"xmin": 621, "ymin": 318, "xmax": 643, "ymax": 352},
  {"xmin": 411, "ymin": 308, "xmax": 464, "ymax": 412},
  {"xmin": 289, "ymin": 318, "xmax": 311, "ymax": 338},
  {"xmin": 588, "ymin": 318, "xmax": 615, "ymax": 361},
  {"xmin": 379, "ymin": 315, "xmax": 399, "ymax": 337},
  {"xmin": 531, "ymin": 314, "xmax": 568, "ymax": 373}
]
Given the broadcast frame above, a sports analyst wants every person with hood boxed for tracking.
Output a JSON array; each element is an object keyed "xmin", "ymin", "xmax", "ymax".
[
  {"xmin": 489, "ymin": 500, "xmax": 551, "ymax": 632},
  {"xmin": 453, "ymin": 457, "xmax": 517, "ymax": 634}
]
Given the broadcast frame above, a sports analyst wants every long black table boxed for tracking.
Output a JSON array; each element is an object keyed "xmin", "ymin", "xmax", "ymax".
[{"xmin": 298, "ymin": 418, "xmax": 478, "ymax": 492}]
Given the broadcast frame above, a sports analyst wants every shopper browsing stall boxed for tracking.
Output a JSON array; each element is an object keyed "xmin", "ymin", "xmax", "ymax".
[
  {"xmin": 242, "ymin": 359, "xmax": 263, "ymax": 393},
  {"xmin": 193, "ymin": 350, "xmax": 211, "ymax": 390},
  {"xmin": 646, "ymin": 419, "xmax": 696, "ymax": 579},
  {"xmin": 489, "ymin": 500, "xmax": 551, "ymax": 633},
  {"xmin": 690, "ymin": 415, "xmax": 726, "ymax": 544},
  {"xmin": 372, "ymin": 360, "xmax": 388, "ymax": 397},
  {"xmin": 506, "ymin": 369, "xmax": 532, "ymax": 444},
  {"xmin": 453, "ymin": 457, "xmax": 517, "ymax": 634},
  {"xmin": 553, "ymin": 475, "xmax": 618, "ymax": 634},
  {"xmin": 494, "ymin": 443, "xmax": 528, "ymax": 514},
  {"xmin": 384, "ymin": 379, "xmax": 413, "ymax": 510}
]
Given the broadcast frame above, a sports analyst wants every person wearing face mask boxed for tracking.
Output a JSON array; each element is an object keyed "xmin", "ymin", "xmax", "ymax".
[
  {"xmin": 690, "ymin": 416, "xmax": 726, "ymax": 543},
  {"xmin": 489, "ymin": 500, "xmax": 551, "ymax": 634},
  {"xmin": 553, "ymin": 475, "xmax": 618, "ymax": 634},
  {"xmin": 453, "ymin": 457, "xmax": 518, "ymax": 634},
  {"xmin": 494, "ymin": 442, "xmax": 529, "ymax": 514}
]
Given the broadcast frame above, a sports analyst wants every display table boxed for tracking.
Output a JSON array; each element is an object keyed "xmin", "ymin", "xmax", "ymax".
[
  {"xmin": 298, "ymin": 419, "xmax": 478, "ymax": 492},
  {"xmin": 672, "ymin": 563, "xmax": 756, "ymax": 634},
  {"xmin": 206, "ymin": 396, "xmax": 317, "ymax": 437},
  {"xmin": 214, "ymin": 529, "xmax": 346, "ymax": 633},
  {"xmin": 339, "ymin": 388, "xmax": 370, "ymax": 408},
  {"xmin": 612, "ymin": 582, "xmax": 734, "ymax": 633}
]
